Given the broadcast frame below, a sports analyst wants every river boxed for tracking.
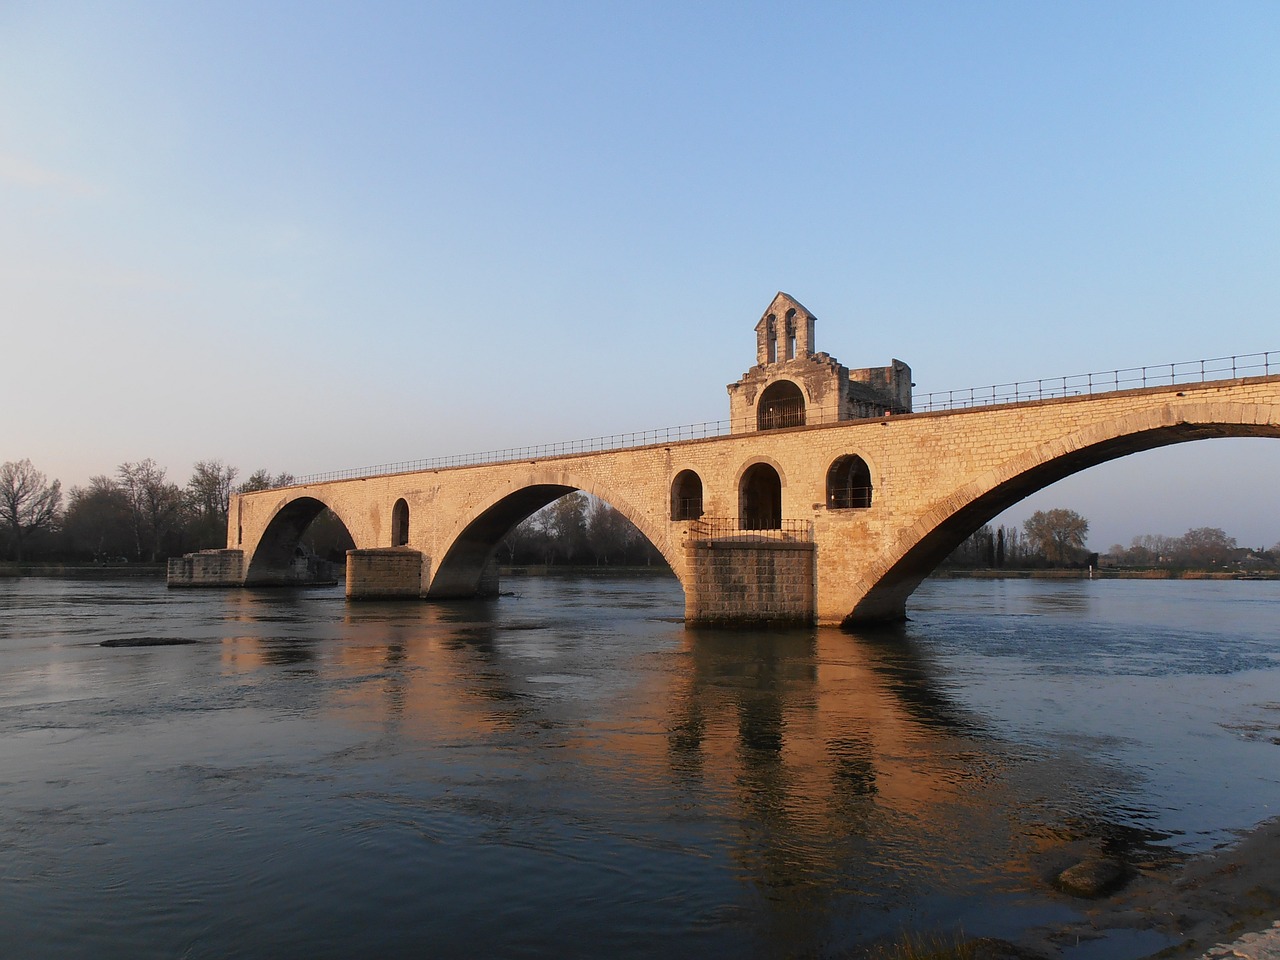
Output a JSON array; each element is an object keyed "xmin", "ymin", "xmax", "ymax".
[{"xmin": 1, "ymin": 574, "xmax": 1277, "ymax": 959}]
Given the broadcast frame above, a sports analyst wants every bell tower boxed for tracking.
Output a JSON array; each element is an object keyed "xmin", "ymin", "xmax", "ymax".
[{"xmin": 728, "ymin": 293, "xmax": 912, "ymax": 433}]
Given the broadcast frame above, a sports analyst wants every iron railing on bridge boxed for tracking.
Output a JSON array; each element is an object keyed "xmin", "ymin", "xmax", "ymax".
[
  {"xmin": 914, "ymin": 349, "xmax": 1277, "ymax": 412},
  {"xmin": 687, "ymin": 518, "xmax": 814, "ymax": 543},
  {"xmin": 274, "ymin": 348, "xmax": 1277, "ymax": 488}
]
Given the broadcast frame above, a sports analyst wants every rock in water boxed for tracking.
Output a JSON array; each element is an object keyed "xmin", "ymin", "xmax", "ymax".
[
  {"xmin": 100, "ymin": 638, "xmax": 199, "ymax": 647},
  {"xmin": 1056, "ymin": 857, "xmax": 1128, "ymax": 898}
]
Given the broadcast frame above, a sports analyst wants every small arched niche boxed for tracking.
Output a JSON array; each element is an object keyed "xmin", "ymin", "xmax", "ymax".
[
  {"xmin": 827, "ymin": 455, "xmax": 873, "ymax": 509},
  {"xmin": 757, "ymin": 380, "xmax": 806, "ymax": 431},
  {"xmin": 391, "ymin": 498, "xmax": 410, "ymax": 546},
  {"xmin": 740, "ymin": 463, "xmax": 782, "ymax": 530},
  {"xmin": 670, "ymin": 470, "xmax": 704, "ymax": 521}
]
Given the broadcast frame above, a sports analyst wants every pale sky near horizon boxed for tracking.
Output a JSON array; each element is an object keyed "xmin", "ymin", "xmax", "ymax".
[{"xmin": 2, "ymin": 1, "xmax": 1278, "ymax": 551}]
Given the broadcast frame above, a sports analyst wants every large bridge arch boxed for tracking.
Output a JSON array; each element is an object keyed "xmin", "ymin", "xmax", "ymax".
[
  {"xmin": 427, "ymin": 469, "xmax": 685, "ymax": 600},
  {"xmin": 244, "ymin": 494, "xmax": 362, "ymax": 585},
  {"xmin": 842, "ymin": 401, "xmax": 1280, "ymax": 625}
]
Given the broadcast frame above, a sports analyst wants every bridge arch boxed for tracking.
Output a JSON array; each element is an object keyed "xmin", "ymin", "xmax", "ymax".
[
  {"xmin": 843, "ymin": 401, "xmax": 1280, "ymax": 625},
  {"xmin": 244, "ymin": 495, "xmax": 360, "ymax": 585},
  {"xmin": 428, "ymin": 470, "xmax": 684, "ymax": 600}
]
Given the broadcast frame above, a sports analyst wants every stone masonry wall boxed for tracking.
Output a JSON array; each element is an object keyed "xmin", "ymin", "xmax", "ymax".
[
  {"xmin": 167, "ymin": 549, "xmax": 245, "ymax": 587},
  {"xmin": 346, "ymin": 548, "xmax": 425, "ymax": 600},
  {"xmin": 686, "ymin": 540, "xmax": 815, "ymax": 624},
  {"xmin": 225, "ymin": 375, "xmax": 1280, "ymax": 625}
]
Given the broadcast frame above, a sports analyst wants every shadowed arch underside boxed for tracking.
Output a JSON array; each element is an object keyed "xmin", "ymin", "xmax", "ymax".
[
  {"xmin": 428, "ymin": 484, "xmax": 575, "ymax": 598},
  {"xmin": 245, "ymin": 496, "xmax": 358, "ymax": 585},
  {"xmin": 843, "ymin": 411, "xmax": 1280, "ymax": 627},
  {"xmin": 428, "ymin": 479, "xmax": 685, "ymax": 600}
]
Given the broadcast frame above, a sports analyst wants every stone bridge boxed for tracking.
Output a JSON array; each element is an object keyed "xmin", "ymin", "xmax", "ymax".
[{"xmin": 170, "ymin": 294, "xmax": 1280, "ymax": 626}]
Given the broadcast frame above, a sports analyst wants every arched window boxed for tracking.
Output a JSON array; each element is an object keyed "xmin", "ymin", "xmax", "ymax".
[
  {"xmin": 766, "ymin": 314, "xmax": 778, "ymax": 363},
  {"xmin": 671, "ymin": 470, "xmax": 704, "ymax": 521},
  {"xmin": 827, "ymin": 456, "xmax": 872, "ymax": 509},
  {"xmin": 391, "ymin": 498, "xmax": 410, "ymax": 546},
  {"xmin": 757, "ymin": 380, "xmax": 806, "ymax": 430},
  {"xmin": 784, "ymin": 308, "xmax": 797, "ymax": 360},
  {"xmin": 740, "ymin": 463, "xmax": 782, "ymax": 530}
]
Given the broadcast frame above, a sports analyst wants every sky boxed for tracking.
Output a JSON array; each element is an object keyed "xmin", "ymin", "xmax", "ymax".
[{"xmin": 2, "ymin": 1, "xmax": 1278, "ymax": 551}]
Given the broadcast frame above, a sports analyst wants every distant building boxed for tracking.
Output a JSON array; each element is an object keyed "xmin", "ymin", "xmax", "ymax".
[{"xmin": 727, "ymin": 292, "xmax": 912, "ymax": 433}]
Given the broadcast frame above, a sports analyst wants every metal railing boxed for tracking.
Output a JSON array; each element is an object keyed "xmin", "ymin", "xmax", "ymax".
[
  {"xmin": 272, "ymin": 348, "xmax": 1276, "ymax": 489},
  {"xmin": 915, "ymin": 349, "xmax": 1276, "ymax": 412},
  {"xmin": 688, "ymin": 518, "xmax": 814, "ymax": 543}
]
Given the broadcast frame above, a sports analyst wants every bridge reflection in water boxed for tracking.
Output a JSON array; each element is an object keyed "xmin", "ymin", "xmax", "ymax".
[{"xmin": 213, "ymin": 578, "xmax": 1139, "ymax": 952}]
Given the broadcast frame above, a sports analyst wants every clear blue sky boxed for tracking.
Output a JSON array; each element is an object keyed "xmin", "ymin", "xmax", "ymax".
[{"xmin": 3, "ymin": 1, "xmax": 1277, "ymax": 550}]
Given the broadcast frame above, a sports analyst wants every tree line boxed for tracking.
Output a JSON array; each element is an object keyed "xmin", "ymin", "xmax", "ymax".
[
  {"xmin": 498, "ymin": 492, "xmax": 665, "ymax": 567},
  {"xmin": 0, "ymin": 458, "xmax": 292, "ymax": 563},
  {"xmin": 945, "ymin": 507, "xmax": 1279, "ymax": 571},
  {"xmin": 1105, "ymin": 527, "xmax": 1274, "ymax": 570}
]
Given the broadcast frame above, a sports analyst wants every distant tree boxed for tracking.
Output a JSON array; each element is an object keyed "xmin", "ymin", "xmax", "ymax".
[
  {"xmin": 62, "ymin": 477, "xmax": 134, "ymax": 561},
  {"xmin": 1022, "ymin": 509, "xmax": 1089, "ymax": 565},
  {"xmin": 499, "ymin": 515, "xmax": 543, "ymax": 564},
  {"xmin": 1176, "ymin": 527, "xmax": 1237, "ymax": 567},
  {"xmin": 995, "ymin": 527, "xmax": 1006, "ymax": 567},
  {"xmin": 0, "ymin": 459, "xmax": 62, "ymax": 561},
  {"xmin": 944, "ymin": 524, "xmax": 995, "ymax": 568},
  {"xmin": 117, "ymin": 459, "xmax": 184, "ymax": 561},
  {"xmin": 186, "ymin": 460, "xmax": 238, "ymax": 549},
  {"xmin": 541, "ymin": 493, "xmax": 590, "ymax": 564},
  {"xmin": 587, "ymin": 501, "xmax": 637, "ymax": 564},
  {"xmin": 299, "ymin": 508, "xmax": 355, "ymax": 561},
  {"xmin": 239, "ymin": 469, "xmax": 295, "ymax": 493}
]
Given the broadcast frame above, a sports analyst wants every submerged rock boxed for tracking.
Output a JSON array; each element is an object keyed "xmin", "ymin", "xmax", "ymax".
[
  {"xmin": 1055, "ymin": 856, "xmax": 1129, "ymax": 898},
  {"xmin": 100, "ymin": 637, "xmax": 199, "ymax": 648}
]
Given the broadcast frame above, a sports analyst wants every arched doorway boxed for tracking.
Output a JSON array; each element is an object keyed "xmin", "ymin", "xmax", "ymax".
[
  {"xmin": 827, "ymin": 455, "xmax": 873, "ymax": 509},
  {"xmin": 671, "ymin": 470, "xmax": 704, "ymax": 520},
  {"xmin": 391, "ymin": 498, "xmax": 409, "ymax": 546},
  {"xmin": 740, "ymin": 463, "xmax": 782, "ymax": 530},
  {"xmin": 757, "ymin": 381, "xmax": 805, "ymax": 430}
]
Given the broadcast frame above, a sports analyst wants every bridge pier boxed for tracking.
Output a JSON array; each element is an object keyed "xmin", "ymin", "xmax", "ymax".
[
  {"xmin": 685, "ymin": 538, "xmax": 816, "ymax": 626},
  {"xmin": 167, "ymin": 549, "xmax": 246, "ymax": 587},
  {"xmin": 346, "ymin": 548, "xmax": 427, "ymax": 600}
]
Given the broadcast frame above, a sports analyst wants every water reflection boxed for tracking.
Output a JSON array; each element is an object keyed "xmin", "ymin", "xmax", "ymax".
[{"xmin": 3, "ymin": 575, "xmax": 1278, "ymax": 959}]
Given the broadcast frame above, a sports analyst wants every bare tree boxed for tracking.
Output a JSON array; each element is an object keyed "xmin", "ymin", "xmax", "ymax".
[
  {"xmin": 0, "ymin": 459, "xmax": 62, "ymax": 561},
  {"xmin": 117, "ymin": 460, "xmax": 184, "ymax": 561},
  {"xmin": 239, "ymin": 469, "xmax": 296, "ymax": 493},
  {"xmin": 541, "ymin": 493, "xmax": 590, "ymax": 564},
  {"xmin": 186, "ymin": 460, "xmax": 238, "ymax": 548}
]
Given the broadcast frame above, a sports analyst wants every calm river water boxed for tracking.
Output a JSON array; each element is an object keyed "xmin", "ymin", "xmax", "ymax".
[{"xmin": 1, "ymin": 574, "xmax": 1278, "ymax": 959}]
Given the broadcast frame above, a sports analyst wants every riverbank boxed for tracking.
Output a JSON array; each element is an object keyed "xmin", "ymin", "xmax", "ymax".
[
  {"xmin": 934, "ymin": 568, "xmax": 1278, "ymax": 582},
  {"xmin": 1027, "ymin": 816, "xmax": 1280, "ymax": 958},
  {"xmin": 0, "ymin": 562, "xmax": 166, "ymax": 579}
]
